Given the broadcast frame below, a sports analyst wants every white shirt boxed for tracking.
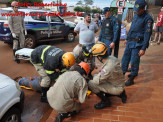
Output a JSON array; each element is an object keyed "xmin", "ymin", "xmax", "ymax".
[{"xmin": 74, "ymin": 21, "xmax": 98, "ymax": 44}]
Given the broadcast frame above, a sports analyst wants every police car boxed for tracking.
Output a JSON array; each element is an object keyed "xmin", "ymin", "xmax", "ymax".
[{"xmin": 0, "ymin": 7, "xmax": 77, "ymax": 48}]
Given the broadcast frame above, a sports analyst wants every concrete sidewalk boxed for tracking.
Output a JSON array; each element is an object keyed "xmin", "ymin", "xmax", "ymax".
[{"xmin": 45, "ymin": 42, "xmax": 163, "ymax": 122}]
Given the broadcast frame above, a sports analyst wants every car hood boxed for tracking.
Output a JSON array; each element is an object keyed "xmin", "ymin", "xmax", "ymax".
[
  {"xmin": 65, "ymin": 21, "xmax": 76, "ymax": 27},
  {"xmin": 0, "ymin": 73, "xmax": 15, "ymax": 89}
]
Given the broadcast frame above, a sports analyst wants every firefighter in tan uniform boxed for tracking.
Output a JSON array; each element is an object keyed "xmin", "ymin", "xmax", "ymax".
[
  {"xmin": 8, "ymin": 1, "xmax": 27, "ymax": 63},
  {"xmin": 88, "ymin": 42, "xmax": 127, "ymax": 109},
  {"xmin": 47, "ymin": 62, "xmax": 90, "ymax": 122},
  {"xmin": 30, "ymin": 45, "xmax": 76, "ymax": 103},
  {"xmin": 72, "ymin": 44, "xmax": 95, "ymax": 79}
]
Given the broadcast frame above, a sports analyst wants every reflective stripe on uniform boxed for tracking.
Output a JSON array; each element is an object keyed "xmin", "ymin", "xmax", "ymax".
[
  {"xmin": 41, "ymin": 45, "xmax": 51, "ymax": 63},
  {"xmin": 45, "ymin": 70, "xmax": 54, "ymax": 74}
]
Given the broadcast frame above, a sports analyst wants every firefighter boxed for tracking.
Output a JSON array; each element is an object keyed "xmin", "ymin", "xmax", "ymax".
[
  {"xmin": 88, "ymin": 42, "xmax": 127, "ymax": 109},
  {"xmin": 8, "ymin": 1, "xmax": 27, "ymax": 63},
  {"xmin": 72, "ymin": 44, "xmax": 95, "ymax": 79},
  {"xmin": 30, "ymin": 45, "xmax": 75, "ymax": 103},
  {"xmin": 47, "ymin": 62, "xmax": 90, "ymax": 122}
]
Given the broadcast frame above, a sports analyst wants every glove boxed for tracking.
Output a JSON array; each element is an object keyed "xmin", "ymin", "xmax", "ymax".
[
  {"xmin": 25, "ymin": 30, "xmax": 27, "ymax": 35},
  {"xmin": 12, "ymin": 33, "xmax": 16, "ymax": 38}
]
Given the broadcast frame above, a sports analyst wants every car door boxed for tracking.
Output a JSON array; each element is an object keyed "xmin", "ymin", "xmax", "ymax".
[
  {"xmin": 28, "ymin": 11, "xmax": 50, "ymax": 40},
  {"xmin": 49, "ymin": 14, "xmax": 66, "ymax": 38}
]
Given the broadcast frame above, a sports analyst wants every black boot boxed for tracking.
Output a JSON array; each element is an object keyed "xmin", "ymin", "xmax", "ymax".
[
  {"xmin": 55, "ymin": 111, "xmax": 77, "ymax": 122},
  {"xmin": 40, "ymin": 87, "xmax": 49, "ymax": 103},
  {"xmin": 94, "ymin": 92, "xmax": 111, "ymax": 109},
  {"xmin": 118, "ymin": 90, "xmax": 127, "ymax": 103},
  {"xmin": 125, "ymin": 76, "xmax": 135, "ymax": 86},
  {"xmin": 13, "ymin": 49, "xmax": 20, "ymax": 64},
  {"xmin": 128, "ymin": 74, "xmax": 137, "ymax": 78}
]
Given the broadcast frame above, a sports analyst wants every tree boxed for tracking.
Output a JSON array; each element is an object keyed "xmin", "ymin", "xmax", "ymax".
[
  {"xmin": 84, "ymin": 0, "xmax": 93, "ymax": 7},
  {"xmin": 74, "ymin": 6, "xmax": 84, "ymax": 12},
  {"xmin": 76, "ymin": 0, "xmax": 83, "ymax": 6},
  {"xmin": 84, "ymin": 6, "xmax": 91, "ymax": 13},
  {"xmin": 110, "ymin": 7, "xmax": 118, "ymax": 15},
  {"xmin": 92, "ymin": 9, "xmax": 98, "ymax": 13},
  {"xmin": 76, "ymin": 0, "xmax": 93, "ymax": 7}
]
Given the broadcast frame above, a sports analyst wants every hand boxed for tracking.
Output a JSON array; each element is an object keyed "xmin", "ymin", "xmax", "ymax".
[
  {"xmin": 12, "ymin": 33, "xmax": 16, "ymax": 38},
  {"xmin": 139, "ymin": 50, "xmax": 145, "ymax": 57},
  {"xmin": 109, "ymin": 42, "xmax": 115, "ymax": 49},
  {"xmin": 55, "ymin": 69, "xmax": 60, "ymax": 72},
  {"xmin": 124, "ymin": 40, "xmax": 127, "ymax": 46},
  {"xmin": 25, "ymin": 30, "xmax": 27, "ymax": 35}
]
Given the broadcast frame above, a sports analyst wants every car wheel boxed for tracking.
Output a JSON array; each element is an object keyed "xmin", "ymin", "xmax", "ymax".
[
  {"xmin": 25, "ymin": 34, "xmax": 36, "ymax": 48},
  {"xmin": 65, "ymin": 31, "xmax": 75, "ymax": 43},
  {"xmin": 1, "ymin": 107, "xmax": 21, "ymax": 122}
]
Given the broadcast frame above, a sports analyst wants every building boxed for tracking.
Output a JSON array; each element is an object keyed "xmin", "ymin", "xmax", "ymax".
[
  {"xmin": 67, "ymin": 6, "xmax": 75, "ymax": 12},
  {"xmin": 0, "ymin": 0, "xmax": 10, "ymax": 7}
]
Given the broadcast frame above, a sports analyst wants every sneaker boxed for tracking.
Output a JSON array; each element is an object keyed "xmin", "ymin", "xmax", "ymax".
[{"xmin": 157, "ymin": 42, "xmax": 160, "ymax": 45}]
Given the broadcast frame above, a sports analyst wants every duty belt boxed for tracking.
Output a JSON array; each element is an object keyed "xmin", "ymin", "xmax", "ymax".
[{"xmin": 128, "ymin": 38, "xmax": 143, "ymax": 43}]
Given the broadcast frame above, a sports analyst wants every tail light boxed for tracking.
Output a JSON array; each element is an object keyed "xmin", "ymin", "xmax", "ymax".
[{"xmin": 3, "ymin": 22, "xmax": 8, "ymax": 27}]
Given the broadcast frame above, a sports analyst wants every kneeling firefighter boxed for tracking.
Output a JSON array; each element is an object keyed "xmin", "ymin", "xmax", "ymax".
[
  {"xmin": 88, "ymin": 42, "xmax": 127, "ymax": 109},
  {"xmin": 72, "ymin": 44, "xmax": 96, "ymax": 79},
  {"xmin": 47, "ymin": 62, "xmax": 90, "ymax": 122},
  {"xmin": 30, "ymin": 45, "xmax": 75, "ymax": 103}
]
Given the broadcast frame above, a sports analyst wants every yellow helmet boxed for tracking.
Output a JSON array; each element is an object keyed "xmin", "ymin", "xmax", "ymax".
[
  {"xmin": 91, "ymin": 42, "xmax": 108, "ymax": 56},
  {"xmin": 62, "ymin": 52, "xmax": 75, "ymax": 67}
]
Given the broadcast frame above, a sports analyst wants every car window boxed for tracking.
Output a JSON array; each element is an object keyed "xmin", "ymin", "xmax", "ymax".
[
  {"xmin": 0, "ymin": 10, "xmax": 12, "ymax": 20},
  {"xmin": 50, "ymin": 15, "xmax": 62, "ymax": 22},
  {"xmin": 30, "ymin": 12, "xmax": 46, "ymax": 21}
]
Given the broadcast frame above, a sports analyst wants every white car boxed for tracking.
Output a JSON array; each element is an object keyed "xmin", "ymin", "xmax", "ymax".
[
  {"xmin": 0, "ymin": 73, "xmax": 24, "ymax": 122},
  {"xmin": 74, "ymin": 13, "xmax": 94, "ymax": 24}
]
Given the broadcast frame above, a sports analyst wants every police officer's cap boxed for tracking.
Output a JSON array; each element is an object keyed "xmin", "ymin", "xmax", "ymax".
[
  {"xmin": 134, "ymin": 0, "xmax": 146, "ymax": 11},
  {"xmin": 102, "ymin": 7, "xmax": 110, "ymax": 14}
]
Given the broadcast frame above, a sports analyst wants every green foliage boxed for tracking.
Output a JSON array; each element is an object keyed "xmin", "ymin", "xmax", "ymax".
[
  {"xmin": 84, "ymin": 6, "xmax": 91, "ymax": 13},
  {"xmin": 76, "ymin": 0, "xmax": 94, "ymax": 7},
  {"xmin": 74, "ymin": 6, "xmax": 84, "ymax": 12},
  {"xmin": 76, "ymin": 0, "xmax": 83, "ymax": 6},
  {"xmin": 92, "ymin": 9, "xmax": 98, "ymax": 13},
  {"xmin": 110, "ymin": 7, "xmax": 118, "ymax": 15}
]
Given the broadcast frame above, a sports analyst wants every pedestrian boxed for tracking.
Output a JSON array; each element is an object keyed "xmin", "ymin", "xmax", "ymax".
[
  {"xmin": 152, "ymin": 7, "xmax": 163, "ymax": 45},
  {"xmin": 98, "ymin": 7, "xmax": 120, "ymax": 55},
  {"xmin": 47, "ymin": 62, "xmax": 90, "ymax": 122},
  {"xmin": 88, "ymin": 42, "xmax": 127, "ymax": 109},
  {"xmin": 8, "ymin": 1, "xmax": 27, "ymax": 63},
  {"xmin": 121, "ymin": 0, "xmax": 153, "ymax": 86},
  {"xmin": 74, "ymin": 13, "xmax": 98, "ymax": 54},
  {"xmin": 30, "ymin": 45, "xmax": 76, "ymax": 103}
]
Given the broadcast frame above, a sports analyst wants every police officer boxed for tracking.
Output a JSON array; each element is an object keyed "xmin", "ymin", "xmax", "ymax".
[
  {"xmin": 8, "ymin": 1, "xmax": 27, "ymax": 63},
  {"xmin": 47, "ymin": 62, "xmax": 90, "ymax": 122},
  {"xmin": 121, "ymin": 0, "xmax": 153, "ymax": 86},
  {"xmin": 99, "ymin": 7, "xmax": 120, "ymax": 55},
  {"xmin": 30, "ymin": 45, "xmax": 76, "ymax": 103},
  {"xmin": 88, "ymin": 42, "xmax": 127, "ymax": 109}
]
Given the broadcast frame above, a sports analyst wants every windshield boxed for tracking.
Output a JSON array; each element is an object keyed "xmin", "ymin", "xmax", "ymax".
[{"xmin": 0, "ymin": 10, "xmax": 12, "ymax": 20}]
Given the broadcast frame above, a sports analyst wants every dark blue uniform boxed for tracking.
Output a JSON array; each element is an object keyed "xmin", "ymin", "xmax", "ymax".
[
  {"xmin": 99, "ymin": 12, "xmax": 120, "ymax": 55},
  {"xmin": 121, "ymin": 11, "xmax": 153, "ymax": 76}
]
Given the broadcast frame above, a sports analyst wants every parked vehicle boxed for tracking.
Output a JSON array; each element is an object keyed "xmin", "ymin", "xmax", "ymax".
[
  {"xmin": 0, "ymin": 73, "xmax": 24, "ymax": 122},
  {"xmin": 0, "ymin": 7, "xmax": 77, "ymax": 48}
]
